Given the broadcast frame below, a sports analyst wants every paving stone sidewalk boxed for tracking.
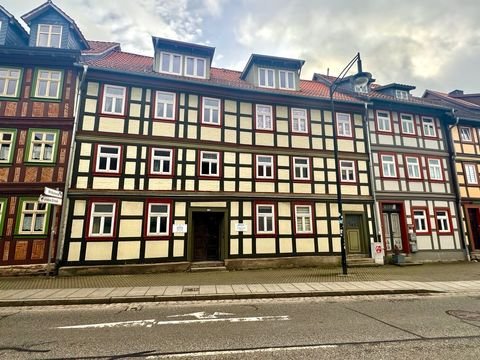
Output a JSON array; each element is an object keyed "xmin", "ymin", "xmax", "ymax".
[{"xmin": 0, "ymin": 262, "xmax": 479, "ymax": 307}]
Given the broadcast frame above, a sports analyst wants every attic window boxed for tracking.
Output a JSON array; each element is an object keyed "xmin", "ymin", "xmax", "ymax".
[
  {"xmin": 354, "ymin": 83, "xmax": 368, "ymax": 94},
  {"xmin": 37, "ymin": 24, "xmax": 62, "ymax": 48},
  {"xmin": 258, "ymin": 68, "xmax": 275, "ymax": 88},
  {"xmin": 279, "ymin": 70, "xmax": 295, "ymax": 90},
  {"xmin": 395, "ymin": 89, "xmax": 409, "ymax": 100}
]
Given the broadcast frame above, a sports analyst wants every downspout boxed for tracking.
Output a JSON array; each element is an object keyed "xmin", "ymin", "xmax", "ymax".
[
  {"xmin": 446, "ymin": 110, "xmax": 471, "ymax": 261},
  {"xmin": 55, "ymin": 64, "xmax": 89, "ymax": 269}
]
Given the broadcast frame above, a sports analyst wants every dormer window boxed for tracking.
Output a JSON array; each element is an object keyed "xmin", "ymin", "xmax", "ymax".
[
  {"xmin": 258, "ymin": 68, "xmax": 275, "ymax": 88},
  {"xmin": 279, "ymin": 70, "xmax": 295, "ymax": 90},
  {"xmin": 36, "ymin": 24, "xmax": 62, "ymax": 48},
  {"xmin": 396, "ymin": 89, "xmax": 409, "ymax": 100},
  {"xmin": 354, "ymin": 83, "xmax": 368, "ymax": 94},
  {"xmin": 185, "ymin": 56, "xmax": 206, "ymax": 78},
  {"xmin": 160, "ymin": 52, "xmax": 182, "ymax": 75}
]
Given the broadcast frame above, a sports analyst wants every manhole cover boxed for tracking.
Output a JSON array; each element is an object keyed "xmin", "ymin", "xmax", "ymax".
[
  {"xmin": 446, "ymin": 310, "xmax": 480, "ymax": 322},
  {"xmin": 183, "ymin": 286, "xmax": 200, "ymax": 292}
]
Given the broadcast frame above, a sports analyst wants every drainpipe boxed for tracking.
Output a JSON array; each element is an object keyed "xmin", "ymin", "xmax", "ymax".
[
  {"xmin": 55, "ymin": 64, "xmax": 89, "ymax": 269},
  {"xmin": 446, "ymin": 110, "xmax": 471, "ymax": 261}
]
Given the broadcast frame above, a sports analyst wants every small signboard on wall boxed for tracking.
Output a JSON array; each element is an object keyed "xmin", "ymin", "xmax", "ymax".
[
  {"xmin": 373, "ymin": 242, "xmax": 384, "ymax": 264},
  {"xmin": 235, "ymin": 223, "xmax": 247, "ymax": 232},
  {"xmin": 173, "ymin": 224, "xmax": 188, "ymax": 233}
]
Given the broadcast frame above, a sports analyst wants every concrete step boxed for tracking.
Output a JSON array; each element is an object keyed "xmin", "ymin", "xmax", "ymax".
[
  {"xmin": 347, "ymin": 257, "xmax": 380, "ymax": 268},
  {"xmin": 190, "ymin": 266, "xmax": 227, "ymax": 272}
]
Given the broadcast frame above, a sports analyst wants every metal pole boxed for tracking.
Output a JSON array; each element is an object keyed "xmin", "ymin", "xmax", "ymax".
[{"xmin": 46, "ymin": 203, "xmax": 58, "ymax": 277}]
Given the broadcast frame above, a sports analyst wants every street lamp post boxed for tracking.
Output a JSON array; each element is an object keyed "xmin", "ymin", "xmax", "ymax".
[{"xmin": 329, "ymin": 53, "xmax": 371, "ymax": 275}]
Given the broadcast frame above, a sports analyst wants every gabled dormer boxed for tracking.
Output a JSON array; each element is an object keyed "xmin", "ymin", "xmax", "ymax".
[
  {"xmin": 241, "ymin": 54, "xmax": 304, "ymax": 91},
  {"xmin": 152, "ymin": 37, "xmax": 215, "ymax": 79},
  {"xmin": 374, "ymin": 83, "xmax": 416, "ymax": 100},
  {"xmin": 21, "ymin": 0, "xmax": 89, "ymax": 50},
  {"xmin": 0, "ymin": 5, "xmax": 29, "ymax": 47}
]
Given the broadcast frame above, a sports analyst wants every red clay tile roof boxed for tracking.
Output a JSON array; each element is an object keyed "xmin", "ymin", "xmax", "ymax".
[
  {"xmin": 83, "ymin": 50, "xmax": 360, "ymax": 103},
  {"xmin": 83, "ymin": 41, "xmax": 121, "ymax": 55},
  {"xmin": 424, "ymin": 90, "xmax": 480, "ymax": 110}
]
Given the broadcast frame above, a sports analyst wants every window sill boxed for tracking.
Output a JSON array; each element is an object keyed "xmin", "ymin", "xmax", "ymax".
[{"xmin": 30, "ymin": 97, "xmax": 62, "ymax": 103}]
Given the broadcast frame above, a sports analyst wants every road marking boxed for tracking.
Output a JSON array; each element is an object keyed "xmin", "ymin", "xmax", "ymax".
[
  {"xmin": 57, "ymin": 315, "xmax": 290, "ymax": 329},
  {"xmin": 168, "ymin": 311, "xmax": 235, "ymax": 319}
]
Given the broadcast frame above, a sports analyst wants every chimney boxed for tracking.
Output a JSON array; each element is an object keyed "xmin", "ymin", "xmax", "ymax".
[{"xmin": 448, "ymin": 89, "xmax": 464, "ymax": 97}]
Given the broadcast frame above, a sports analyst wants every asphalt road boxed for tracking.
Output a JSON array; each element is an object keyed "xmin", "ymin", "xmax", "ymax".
[{"xmin": 1, "ymin": 293, "xmax": 480, "ymax": 359}]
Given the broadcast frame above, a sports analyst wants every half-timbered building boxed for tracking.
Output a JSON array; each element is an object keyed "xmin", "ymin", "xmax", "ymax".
[
  {"xmin": 59, "ymin": 37, "xmax": 376, "ymax": 270},
  {"xmin": 0, "ymin": 2, "xmax": 86, "ymax": 269}
]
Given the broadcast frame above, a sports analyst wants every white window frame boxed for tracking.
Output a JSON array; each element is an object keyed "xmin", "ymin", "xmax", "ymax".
[
  {"xmin": 400, "ymin": 114, "xmax": 415, "ymax": 135},
  {"xmin": 0, "ymin": 67, "xmax": 21, "ymax": 97},
  {"xmin": 460, "ymin": 127, "xmax": 472, "ymax": 142},
  {"xmin": 185, "ymin": 56, "xmax": 206, "ymax": 78},
  {"xmin": 200, "ymin": 151, "xmax": 220, "ymax": 177},
  {"xmin": 256, "ymin": 155, "xmax": 274, "ymax": 180},
  {"xmin": 256, "ymin": 104, "xmax": 273, "ymax": 131},
  {"xmin": 435, "ymin": 210, "xmax": 451, "ymax": 233},
  {"xmin": 88, "ymin": 202, "xmax": 116, "ymax": 237},
  {"xmin": 405, "ymin": 156, "xmax": 421, "ymax": 179},
  {"xmin": 34, "ymin": 69, "xmax": 62, "ymax": 99},
  {"xmin": 395, "ymin": 89, "xmax": 409, "ymax": 100},
  {"xmin": 146, "ymin": 202, "xmax": 171, "ymax": 236},
  {"xmin": 464, "ymin": 163, "xmax": 478, "ymax": 185},
  {"xmin": 102, "ymin": 85, "xmax": 126, "ymax": 115},
  {"xmin": 293, "ymin": 157, "xmax": 310, "ymax": 180},
  {"xmin": 96, "ymin": 145, "xmax": 121, "ymax": 173},
  {"xmin": 159, "ymin": 51, "xmax": 182, "ymax": 75},
  {"xmin": 202, "ymin": 97, "xmax": 221, "ymax": 125},
  {"xmin": 36, "ymin": 24, "xmax": 62, "ymax": 48},
  {"xmin": 336, "ymin": 113, "xmax": 352, "ymax": 137},
  {"xmin": 291, "ymin": 108, "xmax": 308, "ymax": 133},
  {"xmin": 354, "ymin": 83, "xmax": 368, "ymax": 94},
  {"xmin": 422, "ymin": 117, "xmax": 437, "ymax": 137},
  {"xmin": 295, "ymin": 205, "xmax": 313, "ymax": 234},
  {"xmin": 256, "ymin": 204, "xmax": 275, "ymax": 234},
  {"xmin": 0, "ymin": 130, "xmax": 15, "ymax": 163},
  {"xmin": 28, "ymin": 131, "xmax": 57, "ymax": 163},
  {"xmin": 279, "ymin": 70, "xmax": 295, "ymax": 90},
  {"xmin": 376, "ymin": 110, "xmax": 392, "ymax": 132},
  {"xmin": 150, "ymin": 148, "xmax": 173, "ymax": 175},
  {"xmin": 428, "ymin": 158, "xmax": 443, "ymax": 181},
  {"xmin": 381, "ymin": 154, "xmax": 397, "ymax": 178},
  {"xmin": 155, "ymin": 91, "xmax": 176, "ymax": 120},
  {"xmin": 413, "ymin": 209, "xmax": 428, "ymax": 233},
  {"xmin": 258, "ymin": 68, "xmax": 275, "ymax": 88},
  {"xmin": 18, "ymin": 200, "xmax": 48, "ymax": 235},
  {"xmin": 340, "ymin": 160, "xmax": 356, "ymax": 182}
]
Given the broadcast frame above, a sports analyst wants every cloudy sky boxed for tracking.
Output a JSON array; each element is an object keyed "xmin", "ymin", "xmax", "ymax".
[{"xmin": 4, "ymin": 0, "xmax": 480, "ymax": 95}]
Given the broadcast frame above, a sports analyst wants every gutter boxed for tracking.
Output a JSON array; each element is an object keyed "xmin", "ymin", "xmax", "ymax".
[{"xmin": 56, "ymin": 64, "xmax": 89, "ymax": 269}]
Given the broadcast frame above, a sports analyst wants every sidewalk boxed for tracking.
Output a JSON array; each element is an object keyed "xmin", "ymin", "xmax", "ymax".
[{"xmin": 0, "ymin": 262, "xmax": 479, "ymax": 307}]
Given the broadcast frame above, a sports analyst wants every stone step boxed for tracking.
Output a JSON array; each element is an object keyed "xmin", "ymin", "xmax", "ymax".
[
  {"xmin": 190, "ymin": 266, "xmax": 227, "ymax": 272},
  {"xmin": 190, "ymin": 261, "xmax": 225, "ymax": 268},
  {"xmin": 347, "ymin": 257, "xmax": 380, "ymax": 268}
]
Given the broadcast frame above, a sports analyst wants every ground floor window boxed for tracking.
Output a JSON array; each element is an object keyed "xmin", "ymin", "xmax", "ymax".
[
  {"xmin": 88, "ymin": 202, "xmax": 116, "ymax": 237},
  {"xmin": 16, "ymin": 199, "xmax": 49, "ymax": 235},
  {"xmin": 146, "ymin": 202, "xmax": 170, "ymax": 236},
  {"xmin": 256, "ymin": 203, "xmax": 275, "ymax": 234}
]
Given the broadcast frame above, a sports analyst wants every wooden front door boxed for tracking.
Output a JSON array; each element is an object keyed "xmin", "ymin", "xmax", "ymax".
[
  {"xmin": 467, "ymin": 208, "xmax": 480, "ymax": 251},
  {"xmin": 382, "ymin": 204, "xmax": 404, "ymax": 252},
  {"xmin": 192, "ymin": 212, "xmax": 223, "ymax": 261},
  {"xmin": 345, "ymin": 214, "xmax": 367, "ymax": 255}
]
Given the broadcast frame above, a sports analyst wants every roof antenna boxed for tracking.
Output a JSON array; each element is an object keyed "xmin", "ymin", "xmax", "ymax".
[{"xmin": 327, "ymin": 67, "xmax": 329, "ymax": 77}]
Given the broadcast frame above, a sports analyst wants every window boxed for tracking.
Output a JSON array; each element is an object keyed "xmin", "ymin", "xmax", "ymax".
[
  {"xmin": 413, "ymin": 208, "xmax": 429, "ymax": 233},
  {"xmin": 155, "ymin": 91, "xmax": 176, "ymax": 120},
  {"xmin": 354, "ymin": 83, "xmax": 368, "ymax": 93},
  {"xmin": 26, "ymin": 130, "xmax": 58, "ymax": 163},
  {"xmin": 400, "ymin": 114, "xmax": 415, "ymax": 135},
  {"xmin": 256, "ymin": 204, "xmax": 275, "ymax": 234},
  {"xmin": 0, "ymin": 129, "xmax": 16, "ymax": 163},
  {"xmin": 293, "ymin": 157, "xmax": 310, "ymax": 180},
  {"xmin": 202, "ymin": 97, "xmax": 221, "ymax": 125},
  {"xmin": 185, "ymin": 56, "xmax": 206, "ymax": 78},
  {"xmin": 291, "ymin": 108, "xmax": 308, "ymax": 133},
  {"xmin": 200, "ymin": 151, "xmax": 220, "ymax": 177},
  {"xmin": 160, "ymin": 52, "xmax": 182, "ymax": 75},
  {"xmin": 340, "ymin": 160, "xmax": 356, "ymax": 182},
  {"xmin": 376, "ymin": 111, "xmax": 392, "ymax": 132},
  {"xmin": 422, "ymin": 117, "xmax": 436, "ymax": 137},
  {"xmin": 464, "ymin": 163, "xmax": 478, "ymax": 185},
  {"xmin": 17, "ymin": 200, "xmax": 48, "ymax": 235},
  {"xmin": 102, "ymin": 85, "xmax": 126, "ymax": 115},
  {"xmin": 279, "ymin": 70, "xmax": 295, "ymax": 90},
  {"xmin": 405, "ymin": 156, "xmax": 421, "ymax": 179},
  {"xmin": 256, "ymin": 155, "xmax": 274, "ymax": 179},
  {"xmin": 380, "ymin": 154, "xmax": 397, "ymax": 178},
  {"xmin": 34, "ymin": 69, "xmax": 62, "ymax": 99},
  {"xmin": 150, "ymin": 148, "xmax": 173, "ymax": 175},
  {"xmin": 147, "ymin": 202, "xmax": 170, "ymax": 236},
  {"xmin": 0, "ymin": 67, "xmax": 22, "ymax": 97},
  {"xmin": 460, "ymin": 127, "xmax": 472, "ymax": 142},
  {"xmin": 428, "ymin": 158, "xmax": 443, "ymax": 181},
  {"xmin": 295, "ymin": 205, "xmax": 313, "ymax": 234},
  {"xmin": 435, "ymin": 209, "xmax": 451, "ymax": 234},
  {"xmin": 258, "ymin": 68, "xmax": 275, "ymax": 88},
  {"xmin": 96, "ymin": 145, "xmax": 121, "ymax": 173},
  {"xmin": 395, "ymin": 90, "xmax": 409, "ymax": 100},
  {"xmin": 88, "ymin": 202, "xmax": 116, "ymax": 237},
  {"xmin": 256, "ymin": 105, "xmax": 273, "ymax": 131},
  {"xmin": 0, "ymin": 199, "xmax": 6, "ymax": 235},
  {"xmin": 336, "ymin": 113, "xmax": 352, "ymax": 137},
  {"xmin": 36, "ymin": 24, "xmax": 62, "ymax": 48}
]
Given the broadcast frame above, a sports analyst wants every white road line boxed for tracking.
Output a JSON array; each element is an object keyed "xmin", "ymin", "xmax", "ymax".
[{"xmin": 57, "ymin": 315, "xmax": 290, "ymax": 329}]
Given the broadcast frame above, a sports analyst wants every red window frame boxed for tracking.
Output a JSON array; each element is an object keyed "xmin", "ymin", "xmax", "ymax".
[
  {"xmin": 93, "ymin": 144, "xmax": 123, "ymax": 176},
  {"xmin": 200, "ymin": 96, "xmax": 222, "ymax": 127},
  {"xmin": 404, "ymin": 155, "xmax": 423, "ymax": 181},
  {"xmin": 99, "ymin": 84, "xmax": 128, "ymax": 117},
  {"xmin": 152, "ymin": 90, "xmax": 178, "ymax": 122},
  {"xmin": 411, "ymin": 206, "xmax": 431, "ymax": 235},
  {"xmin": 197, "ymin": 150, "xmax": 222, "ymax": 179},
  {"xmin": 339, "ymin": 159, "xmax": 357, "ymax": 183},
  {"xmin": 254, "ymin": 201, "xmax": 277, "ymax": 237},
  {"xmin": 421, "ymin": 116, "xmax": 438, "ymax": 138},
  {"xmin": 292, "ymin": 202, "xmax": 315, "ymax": 236},
  {"xmin": 459, "ymin": 126, "xmax": 474, "ymax": 143},
  {"xmin": 290, "ymin": 107, "xmax": 310, "ymax": 135},
  {"xmin": 143, "ymin": 199, "xmax": 173, "ymax": 239},
  {"xmin": 148, "ymin": 147, "xmax": 175, "ymax": 178},
  {"xmin": 399, "ymin": 113, "xmax": 417, "ymax": 137},
  {"xmin": 463, "ymin": 162, "xmax": 479, "ymax": 186},
  {"xmin": 375, "ymin": 110, "xmax": 393, "ymax": 134},
  {"xmin": 85, "ymin": 199, "xmax": 119, "ymax": 241},
  {"xmin": 335, "ymin": 112, "xmax": 353, "ymax": 139},
  {"xmin": 433, "ymin": 207, "xmax": 454, "ymax": 235},
  {"xmin": 291, "ymin": 156, "xmax": 312, "ymax": 182},
  {"xmin": 254, "ymin": 104, "xmax": 275, "ymax": 133},
  {"xmin": 427, "ymin": 157, "xmax": 445, "ymax": 182},
  {"xmin": 254, "ymin": 154, "xmax": 276, "ymax": 181},
  {"xmin": 379, "ymin": 152, "xmax": 399, "ymax": 179}
]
